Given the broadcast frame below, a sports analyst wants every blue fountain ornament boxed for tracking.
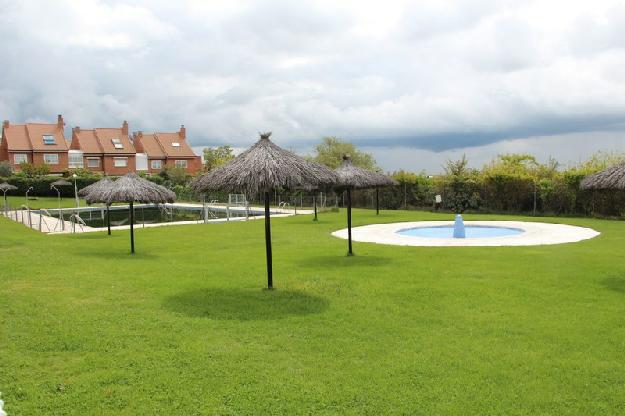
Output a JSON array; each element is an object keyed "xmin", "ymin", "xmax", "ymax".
[{"xmin": 453, "ymin": 214, "xmax": 466, "ymax": 238}]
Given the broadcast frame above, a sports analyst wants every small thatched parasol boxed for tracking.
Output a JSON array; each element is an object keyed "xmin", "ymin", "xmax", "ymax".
[
  {"xmin": 580, "ymin": 164, "xmax": 625, "ymax": 190},
  {"xmin": 79, "ymin": 177, "xmax": 115, "ymax": 235},
  {"xmin": 192, "ymin": 132, "xmax": 337, "ymax": 289},
  {"xmin": 0, "ymin": 182, "xmax": 18, "ymax": 211},
  {"xmin": 335, "ymin": 154, "xmax": 397, "ymax": 255},
  {"xmin": 86, "ymin": 173, "xmax": 175, "ymax": 253}
]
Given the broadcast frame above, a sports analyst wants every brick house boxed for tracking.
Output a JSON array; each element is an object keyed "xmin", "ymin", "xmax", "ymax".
[
  {"xmin": 0, "ymin": 115, "xmax": 69, "ymax": 173},
  {"xmin": 70, "ymin": 121, "xmax": 137, "ymax": 175},
  {"xmin": 133, "ymin": 125, "xmax": 202, "ymax": 174}
]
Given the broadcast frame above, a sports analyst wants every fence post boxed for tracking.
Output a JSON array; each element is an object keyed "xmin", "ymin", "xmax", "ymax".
[
  {"xmin": 28, "ymin": 208, "xmax": 32, "ymax": 228},
  {"xmin": 38, "ymin": 212, "xmax": 42, "ymax": 232}
]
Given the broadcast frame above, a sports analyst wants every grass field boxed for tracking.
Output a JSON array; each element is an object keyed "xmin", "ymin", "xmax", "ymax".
[
  {"xmin": 1, "ymin": 209, "xmax": 625, "ymax": 415},
  {"xmin": 3, "ymin": 196, "xmax": 82, "ymax": 210}
]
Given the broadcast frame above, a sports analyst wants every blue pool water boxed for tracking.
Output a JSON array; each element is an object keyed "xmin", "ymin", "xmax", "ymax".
[{"xmin": 397, "ymin": 225, "xmax": 524, "ymax": 239}]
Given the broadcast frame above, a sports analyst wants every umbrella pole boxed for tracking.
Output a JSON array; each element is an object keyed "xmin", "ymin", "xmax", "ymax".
[
  {"xmin": 313, "ymin": 193, "xmax": 318, "ymax": 221},
  {"xmin": 347, "ymin": 188, "xmax": 353, "ymax": 256},
  {"xmin": 264, "ymin": 191, "xmax": 273, "ymax": 289},
  {"xmin": 376, "ymin": 188, "xmax": 379, "ymax": 215},
  {"xmin": 106, "ymin": 204, "xmax": 111, "ymax": 236},
  {"xmin": 129, "ymin": 201, "xmax": 135, "ymax": 254}
]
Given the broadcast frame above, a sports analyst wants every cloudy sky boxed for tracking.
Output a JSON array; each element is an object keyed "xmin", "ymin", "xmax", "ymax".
[{"xmin": 2, "ymin": 0, "xmax": 625, "ymax": 172}]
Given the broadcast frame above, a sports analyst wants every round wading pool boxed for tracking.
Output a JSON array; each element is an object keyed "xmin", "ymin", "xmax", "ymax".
[
  {"xmin": 331, "ymin": 221, "xmax": 600, "ymax": 247},
  {"xmin": 397, "ymin": 225, "xmax": 524, "ymax": 239}
]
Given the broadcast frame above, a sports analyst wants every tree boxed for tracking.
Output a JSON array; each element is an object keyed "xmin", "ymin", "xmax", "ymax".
[
  {"xmin": 310, "ymin": 137, "xmax": 378, "ymax": 170},
  {"xmin": 19, "ymin": 162, "xmax": 50, "ymax": 178},
  {"xmin": 203, "ymin": 145, "xmax": 234, "ymax": 171},
  {"xmin": 0, "ymin": 161, "xmax": 11, "ymax": 177},
  {"xmin": 443, "ymin": 155, "xmax": 479, "ymax": 213}
]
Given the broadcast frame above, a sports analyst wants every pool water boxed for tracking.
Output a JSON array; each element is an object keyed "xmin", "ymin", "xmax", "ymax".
[{"xmin": 397, "ymin": 225, "xmax": 524, "ymax": 239}]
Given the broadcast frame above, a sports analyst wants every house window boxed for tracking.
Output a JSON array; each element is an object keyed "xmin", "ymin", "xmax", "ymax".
[
  {"xmin": 114, "ymin": 157, "xmax": 128, "ymax": 167},
  {"xmin": 68, "ymin": 151, "xmax": 84, "ymax": 168},
  {"xmin": 175, "ymin": 160, "xmax": 188, "ymax": 169},
  {"xmin": 151, "ymin": 160, "xmax": 162, "ymax": 170},
  {"xmin": 111, "ymin": 138, "xmax": 123, "ymax": 149},
  {"xmin": 13, "ymin": 154, "xmax": 28, "ymax": 164},
  {"xmin": 44, "ymin": 154, "xmax": 59, "ymax": 165},
  {"xmin": 172, "ymin": 142, "xmax": 180, "ymax": 147},
  {"xmin": 87, "ymin": 158, "xmax": 100, "ymax": 168},
  {"xmin": 42, "ymin": 135, "xmax": 56, "ymax": 145}
]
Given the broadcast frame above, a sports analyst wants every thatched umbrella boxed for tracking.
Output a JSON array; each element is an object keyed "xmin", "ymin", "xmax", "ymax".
[
  {"xmin": 79, "ymin": 177, "xmax": 115, "ymax": 235},
  {"xmin": 192, "ymin": 132, "xmax": 337, "ymax": 289},
  {"xmin": 335, "ymin": 154, "xmax": 397, "ymax": 255},
  {"xmin": 86, "ymin": 173, "xmax": 175, "ymax": 253},
  {"xmin": 580, "ymin": 164, "xmax": 625, "ymax": 190},
  {"xmin": 0, "ymin": 182, "xmax": 18, "ymax": 212}
]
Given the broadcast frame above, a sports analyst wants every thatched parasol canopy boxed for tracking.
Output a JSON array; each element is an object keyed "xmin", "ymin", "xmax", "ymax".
[
  {"xmin": 192, "ymin": 132, "xmax": 336, "ymax": 196},
  {"xmin": 87, "ymin": 173, "xmax": 175, "ymax": 205},
  {"xmin": 334, "ymin": 154, "xmax": 397, "ymax": 255},
  {"xmin": 79, "ymin": 177, "xmax": 114, "ymax": 199},
  {"xmin": 85, "ymin": 173, "xmax": 175, "ymax": 253},
  {"xmin": 335, "ymin": 155, "xmax": 397, "ymax": 189},
  {"xmin": 580, "ymin": 164, "xmax": 625, "ymax": 190},
  {"xmin": 192, "ymin": 132, "xmax": 337, "ymax": 289},
  {"xmin": 51, "ymin": 179, "xmax": 72, "ymax": 187}
]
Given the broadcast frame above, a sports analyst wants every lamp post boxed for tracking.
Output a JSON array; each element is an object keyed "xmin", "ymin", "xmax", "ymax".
[
  {"xmin": 72, "ymin": 173, "xmax": 79, "ymax": 208},
  {"xmin": 25, "ymin": 186, "xmax": 33, "ymax": 227},
  {"xmin": 51, "ymin": 184, "xmax": 64, "ymax": 231}
]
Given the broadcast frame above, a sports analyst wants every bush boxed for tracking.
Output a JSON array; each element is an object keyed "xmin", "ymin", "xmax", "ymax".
[{"xmin": 0, "ymin": 161, "xmax": 12, "ymax": 177}]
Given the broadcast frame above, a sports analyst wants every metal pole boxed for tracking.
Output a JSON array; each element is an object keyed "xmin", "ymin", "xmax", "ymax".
[
  {"xmin": 376, "ymin": 188, "xmax": 380, "ymax": 215},
  {"xmin": 347, "ymin": 188, "xmax": 353, "ymax": 256},
  {"xmin": 129, "ymin": 201, "xmax": 135, "ymax": 254},
  {"xmin": 313, "ymin": 193, "xmax": 318, "ymax": 221},
  {"xmin": 106, "ymin": 204, "xmax": 111, "ymax": 235},
  {"xmin": 73, "ymin": 175, "xmax": 80, "ymax": 208},
  {"xmin": 264, "ymin": 191, "xmax": 273, "ymax": 289}
]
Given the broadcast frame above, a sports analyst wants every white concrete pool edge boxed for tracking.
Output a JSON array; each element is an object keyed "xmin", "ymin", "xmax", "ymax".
[{"xmin": 331, "ymin": 221, "xmax": 601, "ymax": 247}]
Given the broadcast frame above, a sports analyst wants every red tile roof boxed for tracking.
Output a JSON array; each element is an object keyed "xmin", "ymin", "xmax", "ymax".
[
  {"xmin": 4, "ymin": 122, "xmax": 68, "ymax": 152},
  {"xmin": 71, "ymin": 129, "xmax": 102, "ymax": 154},
  {"xmin": 134, "ymin": 133, "xmax": 166, "ymax": 159},
  {"xmin": 94, "ymin": 128, "xmax": 136, "ymax": 154},
  {"xmin": 153, "ymin": 132, "xmax": 197, "ymax": 158}
]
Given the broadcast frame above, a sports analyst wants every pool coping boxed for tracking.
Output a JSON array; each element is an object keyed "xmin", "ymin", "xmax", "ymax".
[{"xmin": 331, "ymin": 221, "xmax": 601, "ymax": 247}]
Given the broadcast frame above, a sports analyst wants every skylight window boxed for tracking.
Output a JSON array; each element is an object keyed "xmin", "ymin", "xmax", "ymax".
[
  {"xmin": 42, "ymin": 135, "xmax": 56, "ymax": 145},
  {"xmin": 112, "ymin": 138, "xmax": 123, "ymax": 149},
  {"xmin": 172, "ymin": 142, "xmax": 180, "ymax": 147}
]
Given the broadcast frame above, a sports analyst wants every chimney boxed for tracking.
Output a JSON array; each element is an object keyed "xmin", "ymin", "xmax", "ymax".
[
  {"xmin": 73, "ymin": 126, "xmax": 80, "ymax": 134},
  {"xmin": 2, "ymin": 120, "xmax": 8, "ymax": 128},
  {"xmin": 57, "ymin": 114, "xmax": 64, "ymax": 128},
  {"xmin": 122, "ymin": 120, "xmax": 129, "ymax": 136},
  {"xmin": 179, "ymin": 124, "xmax": 186, "ymax": 140}
]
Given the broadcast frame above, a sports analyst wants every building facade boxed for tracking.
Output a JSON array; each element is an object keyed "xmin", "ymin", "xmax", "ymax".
[
  {"xmin": 0, "ymin": 115, "xmax": 69, "ymax": 173},
  {"xmin": 133, "ymin": 125, "xmax": 202, "ymax": 174},
  {"xmin": 1, "ymin": 117, "xmax": 203, "ymax": 175}
]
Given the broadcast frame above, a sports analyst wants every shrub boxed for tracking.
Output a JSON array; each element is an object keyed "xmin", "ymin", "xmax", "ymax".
[{"xmin": 0, "ymin": 161, "xmax": 12, "ymax": 177}]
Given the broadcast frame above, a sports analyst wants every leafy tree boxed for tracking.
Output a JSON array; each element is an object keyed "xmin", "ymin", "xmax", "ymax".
[
  {"xmin": 443, "ymin": 155, "xmax": 479, "ymax": 213},
  {"xmin": 0, "ymin": 160, "xmax": 12, "ymax": 177},
  {"xmin": 203, "ymin": 145, "xmax": 234, "ymax": 171},
  {"xmin": 19, "ymin": 162, "xmax": 50, "ymax": 178},
  {"xmin": 310, "ymin": 137, "xmax": 378, "ymax": 170},
  {"xmin": 159, "ymin": 167, "xmax": 189, "ymax": 186}
]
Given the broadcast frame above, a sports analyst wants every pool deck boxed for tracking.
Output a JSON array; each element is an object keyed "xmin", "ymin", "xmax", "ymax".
[
  {"xmin": 332, "ymin": 221, "xmax": 600, "ymax": 247},
  {"xmin": 1, "ymin": 203, "xmax": 313, "ymax": 234}
]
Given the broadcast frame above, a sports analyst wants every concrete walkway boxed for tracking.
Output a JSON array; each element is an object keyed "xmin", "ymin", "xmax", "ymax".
[
  {"xmin": 1, "ymin": 203, "xmax": 313, "ymax": 234},
  {"xmin": 332, "ymin": 221, "xmax": 600, "ymax": 247}
]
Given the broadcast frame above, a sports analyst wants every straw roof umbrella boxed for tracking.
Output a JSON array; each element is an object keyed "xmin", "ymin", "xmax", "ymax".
[
  {"xmin": 0, "ymin": 182, "xmax": 18, "ymax": 212},
  {"xmin": 580, "ymin": 164, "xmax": 625, "ymax": 190},
  {"xmin": 86, "ymin": 173, "xmax": 175, "ymax": 253},
  {"xmin": 335, "ymin": 154, "xmax": 397, "ymax": 255},
  {"xmin": 79, "ymin": 177, "xmax": 115, "ymax": 235},
  {"xmin": 192, "ymin": 132, "xmax": 337, "ymax": 289},
  {"xmin": 51, "ymin": 179, "xmax": 72, "ymax": 187}
]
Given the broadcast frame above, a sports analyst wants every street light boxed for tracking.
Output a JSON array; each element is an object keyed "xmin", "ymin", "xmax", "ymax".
[
  {"xmin": 51, "ymin": 184, "xmax": 64, "ymax": 231},
  {"xmin": 72, "ymin": 173, "xmax": 79, "ymax": 208}
]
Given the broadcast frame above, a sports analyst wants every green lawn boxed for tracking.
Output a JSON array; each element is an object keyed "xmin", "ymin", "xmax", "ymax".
[
  {"xmin": 3, "ymin": 196, "xmax": 82, "ymax": 210},
  {"xmin": 1, "ymin": 209, "xmax": 624, "ymax": 415}
]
